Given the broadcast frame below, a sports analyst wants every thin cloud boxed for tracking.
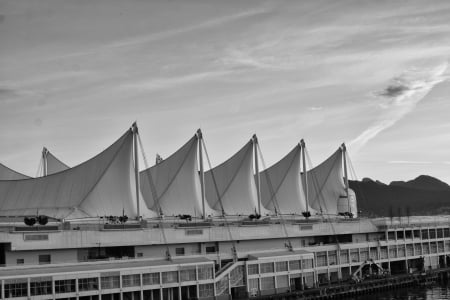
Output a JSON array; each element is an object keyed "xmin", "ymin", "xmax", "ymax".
[
  {"xmin": 51, "ymin": 8, "xmax": 271, "ymax": 60},
  {"xmin": 349, "ymin": 61, "xmax": 449, "ymax": 154},
  {"xmin": 119, "ymin": 70, "xmax": 232, "ymax": 92},
  {"xmin": 388, "ymin": 160, "xmax": 433, "ymax": 164}
]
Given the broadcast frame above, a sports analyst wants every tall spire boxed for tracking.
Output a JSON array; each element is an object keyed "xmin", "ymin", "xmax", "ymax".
[
  {"xmin": 300, "ymin": 139, "xmax": 310, "ymax": 217},
  {"xmin": 341, "ymin": 143, "xmax": 350, "ymax": 214},
  {"xmin": 132, "ymin": 122, "xmax": 140, "ymax": 219},
  {"xmin": 197, "ymin": 129, "xmax": 206, "ymax": 219},
  {"xmin": 252, "ymin": 134, "xmax": 261, "ymax": 215},
  {"xmin": 42, "ymin": 147, "xmax": 48, "ymax": 177}
]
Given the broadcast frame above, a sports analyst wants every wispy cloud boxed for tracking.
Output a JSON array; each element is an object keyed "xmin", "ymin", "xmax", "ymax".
[
  {"xmin": 388, "ymin": 160, "xmax": 433, "ymax": 164},
  {"xmin": 349, "ymin": 61, "xmax": 449, "ymax": 154},
  {"xmin": 119, "ymin": 70, "xmax": 232, "ymax": 92},
  {"xmin": 52, "ymin": 8, "xmax": 271, "ymax": 60}
]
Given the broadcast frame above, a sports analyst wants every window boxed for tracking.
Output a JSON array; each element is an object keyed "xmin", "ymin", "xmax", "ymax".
[
  {"xmin": 175, "ymin": 247, "xmax": 185, "ymax": 256},
  {"xmin": 122, "ymin": 274, "xmax": 140, "ymax": 287},
  {"xmin": 260, "ymin": 277, "xmax": 275, "ymax": 290},
  {"xmin": 260, "ymin": 263, "xmax": 274, "ymax": 273},
  {"xmin": 143, "ymin": 273, "xmax": 160, "ymax": 285},
  {"xmin": 316, "ymin": 252, "xmax": 327, "ymax": 267},
  {"xmin": 39, "ymin": 254, "xmax": 51, "ymax": 264},
  {"xmin": 248, "ymin": 264, "xmax": 259, "ymax": 275},
  {"xmin": 162, "ymin": 271, "xmax": 178, "ymax": 284},
  {"xmin": 4, "ymin": 279, "xmax": 28, "ymax": 298},
  {"xmin": 136, "ymin": 252, "xmax": 143, "ymax": 258},
  {"xmin": 101, "ymin": 276, "xmax": 120, "ymax": 289},
  {"xmin": 302, "ymin": 259, "xmax": 314, "ymax": 269},
  {"xmin": 275, "ymin": 261, "xmax": 288, "ymax": 272},
  {"xmin": 289, "ymin": 260, "xmax": 300, "ymax": 270},
  {"xmin": 30, "ymin": 278, "xmax": 52, "ymax": 296},
  {"xmin": 276, "ymin": 275, "xmax": 289, "ymax": 288},
  {"xmin": 16, "ymin": 258, "xmax": 24, "ymax": 265},
  {"xmin": 198, "ymin": 266, "xmax": 213, "ymax": 280},
  {"xmin": 199, "ymin": 284, "xmax": 214, "ymax": 298},
  {"xmin": 205, "ymin": 246, "xmax": 216, "ymax": 254},
  {"xmin": 180, "ymin": 268, "xmax": 196, "ymax": 281},
  {"xmin": 78, "ymin": 277, "xmax": 99, "ymax": 291},
  {"xmin": 55, "ymin": 279, "xmax": 76, "ymax": 294}
]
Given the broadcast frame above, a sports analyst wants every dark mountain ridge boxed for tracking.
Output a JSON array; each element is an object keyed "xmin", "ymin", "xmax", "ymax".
[{"xmin": 349, "ymin": 175, "xmax": 450, "ymax": 217}]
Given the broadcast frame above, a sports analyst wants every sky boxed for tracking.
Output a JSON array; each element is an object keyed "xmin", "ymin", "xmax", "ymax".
[{"xmin": 1, "ymin": 0, "xmax": 450, "ymax": 183}]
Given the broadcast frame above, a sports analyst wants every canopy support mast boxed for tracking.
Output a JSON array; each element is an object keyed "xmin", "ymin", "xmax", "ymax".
[
  {"xmin": 341, "ymin": 143, "xmax": 350, "ymax": 215},
  {"xmin": 300, "ymin": 139, "xmax": 310, "ymax": 217},
  {"xmin": 42, "ymin": 147, "xmax": 48, "ymax": 176},
  {"xmin": 253, "ymin": 134, "xmax": 262, "ymax": 215},
  {"xmin": 197, "ymin": 129, "xmax": 207, "ymax": 220},
  {"xmin": 132, "ymin": 122, "xmax": 140, "ymax": 219}
]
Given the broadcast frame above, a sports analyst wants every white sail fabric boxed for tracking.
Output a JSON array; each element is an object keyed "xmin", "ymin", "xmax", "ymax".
[
  {"xmin": 0, "ymin": 129, "xmax": 149, "ymax": 219},
  {"xmin": 306, "ymin": 148, "xmax": 346, "ymax": 215},
  {"xmin": 260, "ymin": 144, "xmax": 307, "ymax": 214},
  {"xmin": 205, "ymin": 140, "xmax": 262, "ymax": 215},
  {"xmin": 45, "ymin": 150, "xmax": 70, "ymax": 175},
  {"xmin": 0, "ymin": 163, "xmax": 30, "ymax": 180},
  {"xmin": 140, "ymin": 135, "xmax": 216, "ymax": 217}
]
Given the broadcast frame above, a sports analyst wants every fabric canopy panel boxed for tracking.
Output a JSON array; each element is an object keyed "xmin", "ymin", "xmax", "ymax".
[
  {"xmin": 45, "ymin": 150, "xmax": 70, "ymax": 175},
  {"xmin": 305, "ymin": 148, "xmax": 346, "ymax": 215},
  {"xmin": 0, "ymin": 128, "xmax": 150, "ymax": 219},
  {"xmin": 260, "ymin": 144, "xmax": 307, "ymax": 214},
  {"xmin": 140, "ymin": 135, "xmax": 216, "ymax": 217},
  {"xmin": 0, "ymin": 163, "xmax": 30, "ymax": 180},
  {"xmin": 205, "ymin": 140, "xmax": 270, "ymax": 216}
]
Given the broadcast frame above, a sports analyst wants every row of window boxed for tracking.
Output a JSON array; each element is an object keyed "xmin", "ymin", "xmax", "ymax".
[
  {"xmin": 387, "ymin": 228, "xmax": 450, "ymax": 241},
  {"xmin": 1, "ymin": 266, "xmax": 214, "ymax": 299},
  {"xmin": 248, "ymin": 259, "xmax": 314, "ymax": 275}
]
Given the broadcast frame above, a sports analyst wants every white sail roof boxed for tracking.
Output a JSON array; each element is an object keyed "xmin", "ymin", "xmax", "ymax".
[
  {"xmin": 260, "ymin": 144, "xmax": 307, "ymax": 214},
  {"xmin": 0, "ymin": 128, "xmax": 151, "ymax": 219},
  {"xmin": 0, "ymin": 163, "xmax": 30, "ymax": 180},
  {"xmin": 45, "ymin": 149, "xmax": 70, "ymax": 175},
  {"xmin": 205, "ymin": 140, "xmax": 265, "ymax": 216},
  {"xmin": 140, "ymin": 135, "xmax": 216, "ymax": 217},
  {"xmin": 306, "ymin": 148, "xmax": 346, "ymax": 215}
]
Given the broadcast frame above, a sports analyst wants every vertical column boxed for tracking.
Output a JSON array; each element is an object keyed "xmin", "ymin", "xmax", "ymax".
[
  {"xmin": 197, "ymin": 130, "xmax": 206, "ymax": 220},
  {"xmin": 341, "ymin": 144, "xmax": 350, "ymax": 214},
  {"xmin": 132, "ymin": 122, "xmax": 141, "ymax": 219},
  {"xmin": 300, "ymin": 140, "xmax": 309, "ymax": 214},
  {"xmin": 42, "ymin": 147, "xmax": 48, "ymax": 177},
  {"xmin": 253, "ymin": 135, "xmax": 261, "ymax": 215}
]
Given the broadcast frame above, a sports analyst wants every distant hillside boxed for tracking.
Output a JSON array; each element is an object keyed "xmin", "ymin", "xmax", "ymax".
[
  {"xmin": 349, "ymin": 175, "xmax": 450, "ymax": 217},
  {"xmin": 390, "ymin": 175, "xmax": 450, "ymax": 191}
]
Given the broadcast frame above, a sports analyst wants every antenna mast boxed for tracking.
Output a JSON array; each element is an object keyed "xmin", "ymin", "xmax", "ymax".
[
  {"xmin": 300, "ymin": 139, "xmax": 310, "ymax": 218},
  {"xmin": 197, "ymin": 129, "xmax": 206, "ymax": 220},
  {"xmin": 132, "ymin": 122, "xmax": 140, "ymax": 219},
  {"xmin": 42, "ymin": 147, "xmax": 48, "ymax": 176},
  {"xmin": 341, "ymin": 143, "xmax": 350, "ymax": 215},
  {"xmin": 253, "ymin": 134, "xmax": 262, "ymax": 215}
]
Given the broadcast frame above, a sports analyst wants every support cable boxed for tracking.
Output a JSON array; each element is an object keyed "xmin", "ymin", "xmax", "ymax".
[
  {"xmin": 201, "ymin": 138, "xmax": 239, "ymax": 262},
  {"xmin": 256, "ymin": 144, "xmax": 293, "ymax": 251},
  {"xmin": 137, "ymin": 132, "xmax": 172, "ymax": 261}
]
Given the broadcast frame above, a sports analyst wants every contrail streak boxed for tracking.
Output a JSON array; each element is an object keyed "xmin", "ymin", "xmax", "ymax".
[{"xmin": 349, "ymin": 62, "xmax": 449, "ymax": 154}]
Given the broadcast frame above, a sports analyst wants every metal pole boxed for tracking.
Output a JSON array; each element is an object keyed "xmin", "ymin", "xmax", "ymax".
[
  {"xmin": 342, "ymin": 143, "xmax": 350, "ymax": 214},
  {"xmin": 300, "ymin": 139, "xmax": 309, "ymax": 214},
  {"xmin": 42, "ymin": 147, "xmax": 48, "ymax": 176},
  {"xmin": 253, "ymin": 135, "xmax": 261, "ymax": 215},
  {"xmin": 197, "ymin": 129, "xmax": 206, "ymax": 220},
  {"xmin": 133, "ymin": 122, "xmax": 140, "ymax": 219}
]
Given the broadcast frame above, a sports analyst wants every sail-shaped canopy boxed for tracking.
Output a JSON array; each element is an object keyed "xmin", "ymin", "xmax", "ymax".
[
  {"xmin": 140, "ymin": 135, "xmax": 217, "ymax": 217},
  {"xmin": 305, "ymin": 148, "xmax": 346, "ymax": 215},
  {"xmin": 260, "ymin": 144, "xmax": 307, "ymax": 214},
  {"xmin": 0, "ymin": 127, "xmax": 152, "ymax": 219},
  {"xmin": 44, "ymin": 149, "xmax": 70, "ymax": 175},
  {"xmin": 0, "ymin": 163, "xmax": 30, "ymax": 180},
  {"xmin": 205, "ymin": 140, "xmax": 268, "ymax": 216}
]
